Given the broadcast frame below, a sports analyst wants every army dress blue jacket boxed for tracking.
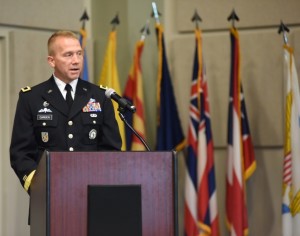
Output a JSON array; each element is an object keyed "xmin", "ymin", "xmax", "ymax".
[{"xmin": 10, "ymin": 76, "xmax": 122, "ymax": 188}]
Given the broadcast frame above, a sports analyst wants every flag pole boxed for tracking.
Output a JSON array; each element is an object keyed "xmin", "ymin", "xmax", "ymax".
[
  {"xmin": 278, "ymin": 21, "xmax": 290, "ymax": 45},
  {"xmin": 110, "ymin": 13, "xmax": 120, "ymax": 31},
  {"xmin": 227, "ymin": 9, "xmax": 239, "ymax": 29},
  {"xmin": 151, "ymin": 2, "xmax": 161, "ymax": 24},
  {"xmin": 80, "ymin": 9, "xmax": 89, "ymax": 31},
  {"xmin": 140, "ymin": 19, "xmax": 150, "ymax": 41},
  {"xmin": 191, "ymin": 9, "xmax": 202, "ymax": 29}
]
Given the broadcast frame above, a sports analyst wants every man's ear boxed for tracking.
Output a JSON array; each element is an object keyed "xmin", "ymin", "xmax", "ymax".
[{"xmin": 47, "ymin": 56, "xmax": 55, "ymax": 68}]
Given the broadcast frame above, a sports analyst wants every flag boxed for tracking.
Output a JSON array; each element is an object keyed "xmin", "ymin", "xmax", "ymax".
[
  {"xmin": 123, "ymin": 40, "xmax": 147, "ymax": 150},
  {"xmin": 226, "ymin": 27, "xmax": 256, "ymax": 236},
  {"xmin": 79, "ymin": 26, "xmax": 89, "ymax": 81},
  {"xmin": 282, "ymin": 44, "xmax": 300, "ymax": 236},
  {"xmin": 99, "ymin": 30, "xmax": 126, "ymax": 150},
  {"xmin": 184, "ymin": 28, "xmax": 220, "ymax": 236},
  {"xmin": 155, "ymin": 24, "xmax": 185, "ymax": 151}
]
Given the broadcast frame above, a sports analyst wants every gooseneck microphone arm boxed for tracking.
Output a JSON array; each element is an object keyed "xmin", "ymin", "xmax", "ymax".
[
  {"xmin": 103, "ymin": 86, "xmax": 151, "ymax": 151},
  {"xmin": 118, "ymin": 112, "xmax": 151, "ymax": 151}
]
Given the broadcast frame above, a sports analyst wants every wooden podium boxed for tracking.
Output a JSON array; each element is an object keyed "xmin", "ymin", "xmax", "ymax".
[{"xmin": 30, "ymin": 151, "xmax": 178, "ymax": 236}]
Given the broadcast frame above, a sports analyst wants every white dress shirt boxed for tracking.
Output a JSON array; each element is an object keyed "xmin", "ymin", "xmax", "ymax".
[{"xmin": 53, "ymin": 75, "xmax": 78, "ymax": 100}]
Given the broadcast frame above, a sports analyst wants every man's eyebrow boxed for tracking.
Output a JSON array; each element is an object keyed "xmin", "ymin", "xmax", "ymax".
[{"xmin": 63, "ymin": 49, "xmax": 82, "ymax": 54}]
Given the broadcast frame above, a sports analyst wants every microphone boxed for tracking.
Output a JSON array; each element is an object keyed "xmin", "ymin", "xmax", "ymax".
[{"xmin": 105, "ymin": 88, "xmax": 136, "ymax": 113}]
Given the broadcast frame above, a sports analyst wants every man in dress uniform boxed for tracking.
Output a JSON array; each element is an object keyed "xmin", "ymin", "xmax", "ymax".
[{"xmin": 10, "ymin": 30, "xmax": 122, "ymax": 194}]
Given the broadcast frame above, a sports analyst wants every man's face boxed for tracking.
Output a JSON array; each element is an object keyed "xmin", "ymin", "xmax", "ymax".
[{"xmin": 47, "ymin": 37, "xmax": 83, "ymax": 84}]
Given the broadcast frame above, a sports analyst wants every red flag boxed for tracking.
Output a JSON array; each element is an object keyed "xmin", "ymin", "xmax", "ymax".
[
  {"xmin": 226, "ymin": 27, "xmax": 256, "ymax": 236},
  {"xmin": 123, "ymin": 40, "xmax": 147, "ymax": 150}
]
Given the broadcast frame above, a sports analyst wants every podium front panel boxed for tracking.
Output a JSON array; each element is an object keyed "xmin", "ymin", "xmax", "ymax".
[
  {"xmin": 31, "ymin": 151, "xmax": 176, "ymax": 236},
  {"xmin": 87, "ymin": 185, "xmax": 142, "ymax": 236}
]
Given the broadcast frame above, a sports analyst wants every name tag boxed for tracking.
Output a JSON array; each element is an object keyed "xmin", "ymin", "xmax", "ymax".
[{"xmin": 37, "ymin": 114, "xmax": 53, "ymax": 120}]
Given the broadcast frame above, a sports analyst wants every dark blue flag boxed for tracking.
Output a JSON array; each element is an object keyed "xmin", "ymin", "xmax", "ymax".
[{"xmin": 155, "ymin": 24, "xmax": 185, "ymax": 151}]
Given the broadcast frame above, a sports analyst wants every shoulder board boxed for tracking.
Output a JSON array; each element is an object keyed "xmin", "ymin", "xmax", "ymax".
[
  {"xmin": 99, "ymin": 84, "xmax": 108, "ymax": 91},
  {"xmin": 21, "ymin": 86, "xmax": 31, "ymax": 93}
]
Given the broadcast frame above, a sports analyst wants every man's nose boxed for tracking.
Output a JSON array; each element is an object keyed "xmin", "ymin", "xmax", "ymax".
[{"xmin": 72, "ymin": 54, "xmax": 81, "ymax": 63}]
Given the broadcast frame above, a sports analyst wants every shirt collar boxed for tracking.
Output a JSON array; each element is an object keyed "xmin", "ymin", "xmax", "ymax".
[{"xmin": 53, "ymin": 75, "xmax": 78, "ymax": 94}]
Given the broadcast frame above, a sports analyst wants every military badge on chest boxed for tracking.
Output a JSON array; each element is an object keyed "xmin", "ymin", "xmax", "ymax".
[
  {"xmin": 41, "ymin": 132, "xmax": 49, "ymax": 143},
  {"xmin": 83, "ymin": 98, "xmax": 101, "ymax": 112},
  {"xmin": 38, "ymin": 101, "xmax": 52, "ymax": 114},
  {"xmin": 89, "ymin": 129, "xmax": 97, "ymax": 139},
  {"xmin": 37, "ymin": 101, "xmax": 53, "ymax": 143},
  {"xmin": 37, "ymin": 101, "xmax": 53, "ymax": 121}
]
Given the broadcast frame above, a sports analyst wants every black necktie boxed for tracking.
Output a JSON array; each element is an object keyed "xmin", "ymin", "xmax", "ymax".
[{"xmin": 65, "ymin": 84, "xmax": 73, "ymax": 109}]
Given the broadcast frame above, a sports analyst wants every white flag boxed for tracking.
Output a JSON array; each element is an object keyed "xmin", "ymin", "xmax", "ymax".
[{"xmin": 282, "ymin": 45, "xmax": 300, "ymax": 236}]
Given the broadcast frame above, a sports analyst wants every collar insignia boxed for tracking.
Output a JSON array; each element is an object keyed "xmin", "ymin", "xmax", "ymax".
[{"xmin": 21, "ymin": 86, "xmax": 31, "ymax": 93}]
